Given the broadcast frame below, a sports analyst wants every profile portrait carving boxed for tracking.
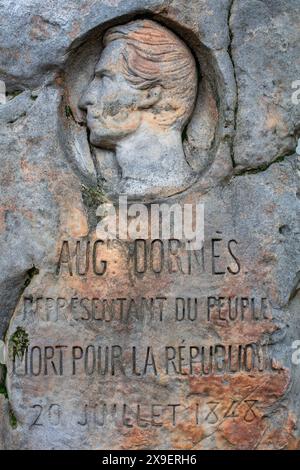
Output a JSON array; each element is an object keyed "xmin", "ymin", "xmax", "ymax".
[{"xmin": 79, "ymin": 19, "xmax": 198, "ymax": 199}]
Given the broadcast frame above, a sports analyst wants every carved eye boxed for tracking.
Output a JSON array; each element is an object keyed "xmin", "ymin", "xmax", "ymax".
[{"xmin": 96, "ymin": 71, "xmax": 112, "ymax": 81}]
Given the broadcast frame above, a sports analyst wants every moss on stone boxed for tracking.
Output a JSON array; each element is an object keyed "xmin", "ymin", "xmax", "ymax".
[
  {"xmin": 65, "ymin": 105, "xmax": 74, "ymax": 119},
  {"xmin": 9, "ymin": 327, "xmax": 29, "ymax": 361},
  {"xmin": 8, "ymin": 406, "xmax": 17, "ymax": 429},
  {"xmin": 0, "ymin": 364, "xmax": 8, "ymax": 399},
  {"xmin": 81, "ymin": 184, "xmax": 109, "ymax": 208},
  {"xmin": 24, "ymin": 266, "xmax": 39, "ymax": 288},
  {"xmin": 7, "ymin": 90, "xmax": 23, "ymax": 99}
]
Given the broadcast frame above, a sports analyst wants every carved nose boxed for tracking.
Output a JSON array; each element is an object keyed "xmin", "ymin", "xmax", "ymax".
[{"xmin": 79, "ymin": 84, "xmax": 96, "ymax": 110}]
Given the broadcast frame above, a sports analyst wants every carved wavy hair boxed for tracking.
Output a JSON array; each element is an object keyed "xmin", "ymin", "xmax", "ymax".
[{"xmin": 103, "ymin": 19, "xmax": 198, "ymax": 129}]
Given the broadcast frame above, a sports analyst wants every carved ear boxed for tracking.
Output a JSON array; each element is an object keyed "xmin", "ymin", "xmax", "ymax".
[{"xmin": 139, "ymin": 85, "xmax": 162, "ymax": 109}]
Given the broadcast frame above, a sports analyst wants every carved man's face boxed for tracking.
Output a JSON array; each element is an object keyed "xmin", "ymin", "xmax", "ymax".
[{"xmin": 80, "ymin": 40, "xmax": 147, "ymax": 148}]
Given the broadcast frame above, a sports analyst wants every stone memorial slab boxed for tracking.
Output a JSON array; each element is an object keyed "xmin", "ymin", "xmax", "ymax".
[{"xmin": 0, "ymin": 0, "xmax": 299, "ymax": 450}]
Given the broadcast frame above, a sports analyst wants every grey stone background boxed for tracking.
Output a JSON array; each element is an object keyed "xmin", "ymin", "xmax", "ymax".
[{"xmin": 0, "ymin": 0, "xmax": 299, "ymax": 449}]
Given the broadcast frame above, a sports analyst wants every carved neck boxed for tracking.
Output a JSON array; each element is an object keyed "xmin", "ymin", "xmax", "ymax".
[{"xmin": 115, "ymin": 124, "xmax": 193, "ymax": 184}]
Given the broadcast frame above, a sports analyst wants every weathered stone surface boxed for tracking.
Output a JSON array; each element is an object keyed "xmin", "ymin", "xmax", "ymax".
[
  {"xmin": 0, "ymin": 0, "xmax": 299, "ymax": 450},
  {"xmin": 230, "ymin": 0, "xmax": 300, "ymax": 170}
]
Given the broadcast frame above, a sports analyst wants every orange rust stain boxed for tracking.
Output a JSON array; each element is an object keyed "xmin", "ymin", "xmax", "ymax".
[
  {"xmin": 254, "ymin": 412, "xmax": 299, "ymax": 450},
  {"xmin": 187, "ymin": 370, "xmax": 293, "ymax": 449},
  {"xmin": 218, "ymin": 417, "xmax": 266, "ymax": 449},
  {"xmin": 63, "ymin": 206, "xmax": 89, "ymax": 238},
  {"xmin": 211, "ymin": 320, "xmax": 277, "ymax": 344},
  {"xmin": 189, "ymin": 370, "xmax": 290, "ymax": 402},
  {"xmin": 120, "ymin": 427, "xmax": 156, "ymax": 450},
  {"xmin": 265, "ymin": 111, "xmax": 281, "ymax": 131},
  {"xmin": 170, "ymin": 420, "xmax": 204, "ymax": 449}
]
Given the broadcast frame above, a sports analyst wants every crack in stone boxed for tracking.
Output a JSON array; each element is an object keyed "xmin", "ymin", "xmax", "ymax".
[
  {"xmin": 288, "ymin": 271, "xmax": 300, "ymax": 303},
  {"xmin": 226, "ymin": 1, "xmax": 299, "ymax": 175},
  {"xmin": 227, "ymin": 0, "xmax": 238, "ymax": 169},
  {"xmin": 0, "ymin": 266, "xmax": 40, "ymax": 342},
  {"xmin": 236, "ymin": 67, "xmax": 299, "ymax": 136},
  {"xmin": 233, "ymin": 151, "xmax": 297, "ymax": 176}
]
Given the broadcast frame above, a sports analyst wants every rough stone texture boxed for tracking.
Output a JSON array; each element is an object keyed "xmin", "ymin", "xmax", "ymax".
[
  {"xmin": 230, "ymin": 0, "xmax": 300, "ymax": 170},
  {"xmin": 0, "ymin": 0, "xmax": 299, "ymax": 450}
]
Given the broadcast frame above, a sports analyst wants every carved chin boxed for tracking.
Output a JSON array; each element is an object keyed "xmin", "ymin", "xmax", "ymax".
[
  {"xmin": 88, "ymin": 123, "xmax": 134, "ymax": 148},
  {"xmin": 88, "ymin": 130, "xmax": 101, "ymax": 146},
  {"xmin": 89, "ymin": 130, "xmax": 116, "ymax": 150}
]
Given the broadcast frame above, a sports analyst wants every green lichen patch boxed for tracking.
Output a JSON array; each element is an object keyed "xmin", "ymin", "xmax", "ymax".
[
  {"xmin": 8, "ymin": 405, "xmax": 17, "ymax": 429},
  {"xmin": 7, "ymin": 90, "xmax": 23, "ymax": 100},
  {"xmin": 9, "ymin": 327, "xmax": 29, "ymax": 361},
  {"xmin": 0, "ymin": 364, "xmax": 8, "ymax": 399},
  {"xmin": 24, "ymin": 266, "xmax": 39, "ymax": 288},
  {"xmin": 81, "ymin": 184, "xmax": 109, "ymax": 208},
  {"xmin": 65, "ymin": 104, "xmax": 75, "ymax": 119}
]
